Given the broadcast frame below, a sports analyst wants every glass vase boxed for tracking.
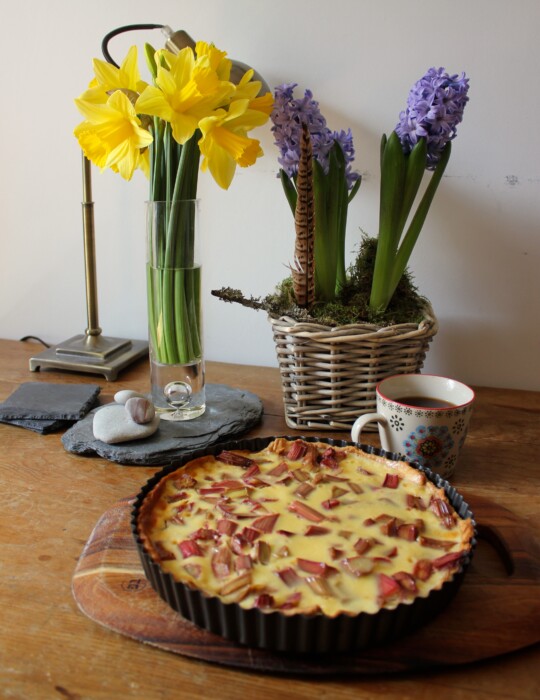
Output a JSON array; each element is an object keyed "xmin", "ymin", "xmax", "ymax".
[{"xmin": 146, "ymin": 200, "xmax": 205, "ymax": 420}]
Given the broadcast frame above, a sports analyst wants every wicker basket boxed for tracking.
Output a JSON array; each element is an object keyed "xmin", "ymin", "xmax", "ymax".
[{"xmin": 269, "ymin": 304, "xmax": 438, "ymax": 431}]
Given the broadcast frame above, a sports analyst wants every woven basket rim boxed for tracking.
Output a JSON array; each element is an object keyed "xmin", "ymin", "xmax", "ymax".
[{"xmin": 269, "ymin": 303, "xmax": 438, "ymax": 342}]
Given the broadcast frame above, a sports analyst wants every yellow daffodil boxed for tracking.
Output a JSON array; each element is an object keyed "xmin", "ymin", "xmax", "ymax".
[
  {"xmin": 79, "ymin": 46, "xmax": 148, "ymax": 106},
  {"xmin": 74, "ymin": 90, "xmax": 153, "ymax": 180},
  {"xmin": 136, "ymin": 47, "xmax": 234, "ymax": 145},
  {"xmin": 194, "ymin": 41, "xmax": 232, "ymax": 81},
  {"xmin": 198, "ymin": 99, "xmax": 268, "ymax": 189}
]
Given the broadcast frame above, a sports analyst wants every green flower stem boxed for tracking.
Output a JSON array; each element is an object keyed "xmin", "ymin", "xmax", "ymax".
[{"xmin": 147, "ymin": 130, "xmax": 202, "ymax": 367}]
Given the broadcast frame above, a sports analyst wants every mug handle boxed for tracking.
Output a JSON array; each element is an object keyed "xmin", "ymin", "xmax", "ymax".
[{"xmin": 351, "ymin": 413, "xmax": 391, "ymax": 452}]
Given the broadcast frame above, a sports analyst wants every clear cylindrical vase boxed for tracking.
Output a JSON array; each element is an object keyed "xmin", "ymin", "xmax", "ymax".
[{"xmin": 146, "ymin": 200, "xmax": 205, "ymax": 420}]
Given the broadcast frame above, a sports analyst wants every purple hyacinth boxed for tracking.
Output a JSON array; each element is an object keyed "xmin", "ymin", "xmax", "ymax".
[
  {"xmin": 271, "ymin": 83, "xmax": 360, "ymax": 190},
  {"xmin": 395, "ymin": 67, "xmax": 470, "ymax": 169}
]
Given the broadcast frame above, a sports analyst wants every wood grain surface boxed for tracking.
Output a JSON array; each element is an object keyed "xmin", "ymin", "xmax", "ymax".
[{"xmin": 1, "ymin": 338, "xmax": 539, "ymax": 700}]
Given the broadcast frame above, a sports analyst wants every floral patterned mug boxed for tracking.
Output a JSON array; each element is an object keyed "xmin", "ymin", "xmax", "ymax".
[{"xmin": 351, "ymin": 374, "xmax": 475, "ymax": 479}]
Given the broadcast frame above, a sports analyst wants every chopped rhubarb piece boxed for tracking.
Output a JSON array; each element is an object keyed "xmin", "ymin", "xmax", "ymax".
[
  {"xmin": 190, "ymin": 527, "xmax": 219, "ymax": 541},
  {"xmin": 277, "ymin": 545, "xmax": 290, "ymax": 557},
  {"xmin": 363, "ymin": 518, "xmax": 376, "ymax": 527},
  {"xmin": 243, "ymin": 463, "xmax": 261, "ymax": 479},
  {"xmin": 321, "ymin": 498, "xmax": 340, "ymax": 510},
  {"xmin": 276, "ymin": 529, "xmax": 295, "ymax": 537},
  {"xmin": 253, "ymin": 540, "xmax": 271, "ymax": 564},
  {"xmin": 216, "ymin": 500, "xmax": 235, "ymax": 515},
  {"xmin": 324, "ymin": 474, "xmax": 349, "ymax": 483},
  {"xmin": 342, "ymin": 556, "xmax": 375, "ymax": 577},
  {"xmin": 331, "ymin": 486, "xmax": 349, "ymax": 498},
  {"xmin": 252, "ymin": 513, "xmax": 279, "ymax": 533},
  {"xmin": 393, "ymin": 571, "xmax": 417, "ymax": 592},
  {"xmin": 240, "ymin": 526, "xmax": 260, "ymax": 543},
  {"xmin": 292, "ymin": 468, "xmax": 310, "ymax": 482},
  {"xmin": 294, "ymin": 482, "xmax": 315, "ymax": 499},
  {"xmin": 268, "ymin": 461, "xmax": 288, "ymax": 477},
  {"xmin": 382, "ymin": 473, "xmax": 400, "ymax": 489},
  {"xmin": 357, "ymin": 467, "xmax": 373, "ymax": 476},
  {"xmin": 279, "ymin": 592, "xmax": 302, "ymax": 610},
  {"xmin": 353, "ymin": 538, "xmax": 374, "ymax": 555},
  {"xmin": 413, "ymin": 559, "xmax": 433, "ymax": 580},
  {"xmin": 217, "ymin": 451, "xmax": 256, "ymax": 468},
  {"xmin": 288, "ymin": 500, "xmax": 325, "ymax": 522},
  {"xmin": 231, "ymin": 534, "xmax": 248, "ymax": 554},
  {"xmin": 380, "ymin": 517, "xmax": 399, "ymax": 537},
  {"xmin": 397, "ymin": 523, "xmax": 419, "ymax": 541},
  {"xmin": 178, "ymin": 539, "xmax": 203, "ymax": 559},
  {"xmin": 320, "ymin": 450, "xmax": 339, "ymax": 469},
  {"xmin": 297, "ymin": 558, "xmax": 337, "ymax": 577},
  {"xmin": 153, "ymin": 541, "xmax": 175, "ymax": 561},
  {"xmin": 183, "ymin": 563, "xmax": 202, "ymax": 579},
  {"xmin": 406, "ymin": 494, "xmax": 426, "ymax": 510},
  {"xmin": 243, "ymin": 476, "xmax": 271, "ymax": 488},
  {"xmin": 199, "ymin": 486, "xmax": 226, "ymax": 495},
  {"xmin": 419, "ymin": 536, "xmax": 456, "ymax": 550},
  {"xmin": 253, "ymin": 593, "xmax": 275, "ymax": 609},
  {"xmin": 385, "ymin": 546, "xmax": 398, "ymax": 558},
  {"xmin": 348, "ymin": 482, "xmax": 364, "ymax": 495},
  {"xmin": 305, "ymin": 525, "xmax": 330, "ymax": 536},
  {"xmin": 166, "ymin": 491, "xmax": 189, "ymax": 503},
  {"xmin": 338, "ymin": 529, "xmax": 353, "ymax": 539},
  {"xmin": 329, "ymin": 546, "xmax": 344, "ymax": 560},
  {"xmin": 220, "ymin": 572, "xmax": 252, "ymax": 596},
  {"xmin": 287, "ymin": 440, "xmax": 308, "ymax": 460},
  {"xmin": 432, "ymin": 551, "xmax": 465, "ymax": 569},
  {"xmin": 430, "ymin": 498, "xmax": 456, "ymax": 529},
  {"xmin": 305, "ymin": 575, "xmax": 333, "ymax": 596},
  {"xmin": 378, "ymin": 573, "xmax": 401, "ymax": 598},
  {"xmin": 214, "ymin": 479, "xmax": 244, "ymax": 489},
  {"xmin": 276, "ymin": 567, "xmax": 301, "ymax": 587},
  {"xmin": 235, "ymin": 555, "xmax": 253, "ymax": 573},
  {"xmin": 211, "ymin": 546, "xmax": 232, "ymax": 578},
  {"xmin": 216, "ymin": 519, "xmax": 238, "ymax": 536},
  {"xmin": 173, "ymin": 474, "xmax": 197, "ymax": 489}
]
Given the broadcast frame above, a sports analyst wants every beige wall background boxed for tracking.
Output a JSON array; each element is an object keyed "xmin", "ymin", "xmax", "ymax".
[{"xmin": 1, "ymin": 0, "xmax": 538, "ymax": 390}]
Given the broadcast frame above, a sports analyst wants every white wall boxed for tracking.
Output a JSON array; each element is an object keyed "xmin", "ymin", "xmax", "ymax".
[{"xmin": 1, "ymin": 0, "xmax": 538, "ymax": 391}]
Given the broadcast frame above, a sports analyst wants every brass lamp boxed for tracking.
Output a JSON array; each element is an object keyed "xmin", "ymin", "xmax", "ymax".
[{"xmin": 29, "ymin": 23, "xmax": 268, "ymax": 381}]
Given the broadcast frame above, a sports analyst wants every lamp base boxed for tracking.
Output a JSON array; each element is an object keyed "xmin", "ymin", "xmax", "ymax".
[{"xmin": 29, "ymin": 335, "xmax": 148, "ymax": 381}]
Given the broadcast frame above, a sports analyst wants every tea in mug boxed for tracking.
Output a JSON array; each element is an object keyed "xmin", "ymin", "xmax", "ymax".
[{"xmin": 394, "ymin": 396, "xmax": 456, "ymax": 409}]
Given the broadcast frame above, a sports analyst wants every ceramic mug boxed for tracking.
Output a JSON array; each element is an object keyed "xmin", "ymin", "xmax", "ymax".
[{"xmin": 351, "ymin": 374, "xmax": 475, "ymax": 479}]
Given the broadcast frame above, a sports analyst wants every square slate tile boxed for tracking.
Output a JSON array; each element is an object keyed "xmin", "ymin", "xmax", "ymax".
[{"xmin": 0, "ymin": 382, "xmax": 101, "ymax": 421}]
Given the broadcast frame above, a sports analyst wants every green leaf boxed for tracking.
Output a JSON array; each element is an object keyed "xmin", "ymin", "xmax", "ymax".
[
  {"xmin": 396, "ymin": 138, "xmax": 427, "ymax": 241},
  {"xmin": 280, "ymin": 170, "xmax": 297, "ymax": 215},
  {"xmin": 388, "ymin": 141, "xmax": 452, "ymax": 295},
  {"xmin": 369, "ymin": 131, "xmax": 407, "ymax": 311}
]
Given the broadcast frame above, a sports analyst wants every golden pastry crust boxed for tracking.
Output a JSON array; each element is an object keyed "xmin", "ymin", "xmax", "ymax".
[{"xmin": 137, "ymin": 439, "xmax": 474, "ymax": 618}]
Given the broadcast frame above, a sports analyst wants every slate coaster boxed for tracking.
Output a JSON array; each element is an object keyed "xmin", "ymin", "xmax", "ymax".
[
  {"xmin": 0, "ymin": 417, "xmax": 72, "ymax": 435},
  {"xmin": 61, "ymin": 384, "xmax": 263, "ymax": 466},
  {"xmin": 0, "ymin": 382, "xmax": 101, "ymax": 421}
]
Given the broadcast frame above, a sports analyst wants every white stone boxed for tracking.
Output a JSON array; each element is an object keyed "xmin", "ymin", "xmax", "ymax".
[
  {"xmin": 93, "ymin": 404, "xmax": 160, "ymax": 444},
  {"xmin": 114, "ymin": 389, "xmax": 148, "ymax": 405}
]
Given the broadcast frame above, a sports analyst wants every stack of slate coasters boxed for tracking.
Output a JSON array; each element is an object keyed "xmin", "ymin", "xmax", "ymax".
[{"xmin": 0, "ymin": 382, "xmax": 101, "ymax": 434}]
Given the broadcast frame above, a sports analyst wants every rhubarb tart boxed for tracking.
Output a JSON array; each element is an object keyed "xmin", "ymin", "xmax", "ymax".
[{"xmin": 132, "ymin": 436, "xmax": 475, "ymax": 652}]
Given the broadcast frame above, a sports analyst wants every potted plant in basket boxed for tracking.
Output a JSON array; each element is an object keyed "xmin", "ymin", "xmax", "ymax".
[{"xmin": 213, "ymin": 68, "xmax": 470, "ymax": 430}]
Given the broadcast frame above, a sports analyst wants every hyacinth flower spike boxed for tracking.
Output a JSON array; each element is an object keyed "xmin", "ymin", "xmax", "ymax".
[{"xmin": 369, "ymin": 67, "xmax": 469, "ymax": 313}]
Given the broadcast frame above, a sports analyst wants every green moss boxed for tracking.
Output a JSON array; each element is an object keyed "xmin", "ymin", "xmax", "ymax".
[{"xmin": 211, "ymin": 236, "xmax": 430, "ymax": 327}]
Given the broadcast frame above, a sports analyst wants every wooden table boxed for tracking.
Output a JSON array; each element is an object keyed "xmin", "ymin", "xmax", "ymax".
[{"xmin": 1, "ymin": 338, "xmax": 539, "ymax": 699}]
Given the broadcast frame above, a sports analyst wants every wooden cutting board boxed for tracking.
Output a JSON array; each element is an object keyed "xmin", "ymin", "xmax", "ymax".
[{"xmin": 72, "ymin": 494, "xmax": 540, "ymax": 675}]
